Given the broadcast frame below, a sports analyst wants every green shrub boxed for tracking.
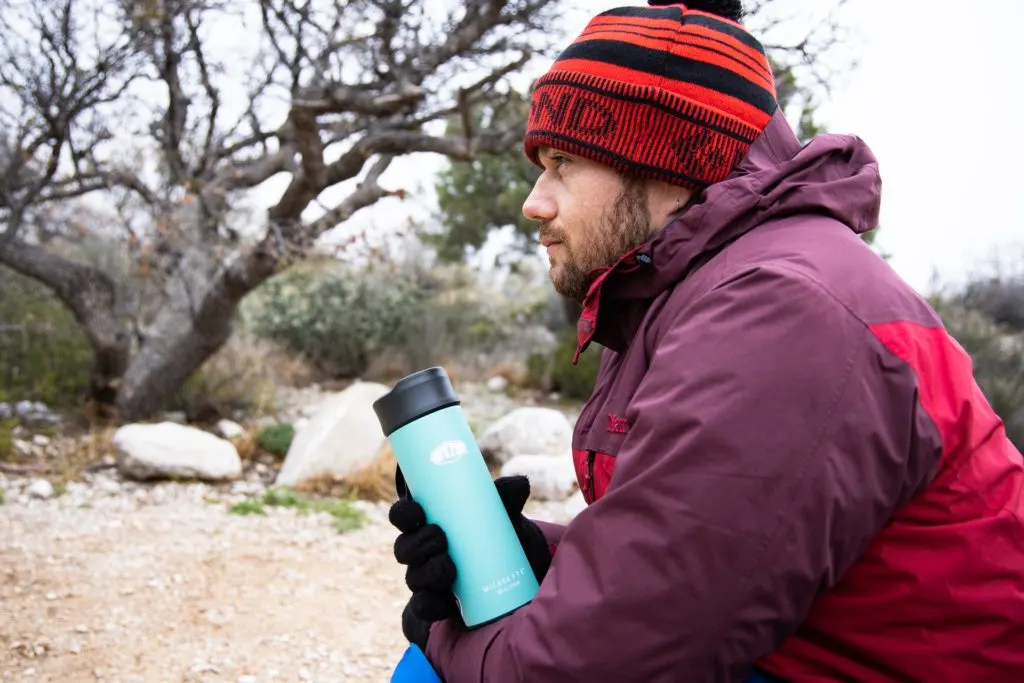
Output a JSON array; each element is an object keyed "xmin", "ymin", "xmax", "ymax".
[
  {"xmin": 257, "ymin": 424, "xmax": 295, "ymax": 458},
  {"xmin": 0, "ymin": 270, "xmax": 93, "ymax": 408},
  {"xmin": 551, "ymin": 329, "xmax": 601, "ymax": 400},
  {"xmin": 524, "ymin": 328, "xmax": 600, "ymax": 401},
  {"xmin": 247, "ymin": 262, "xmax": 426, "ymax": 378},
  {"xmin": 525, "ymin": 350, "xmax": 550, "ymax": 389}
]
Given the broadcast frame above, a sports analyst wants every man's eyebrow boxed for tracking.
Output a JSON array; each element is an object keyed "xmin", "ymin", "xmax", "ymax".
[{"xmin": 537, "ymin": 147, "xmax": 568, "ymax": 162}]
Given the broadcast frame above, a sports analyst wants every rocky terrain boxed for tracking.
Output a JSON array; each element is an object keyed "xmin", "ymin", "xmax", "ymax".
[{"xmin": 0, "ymin": 381, "xmax": 584, "ymax": 682}]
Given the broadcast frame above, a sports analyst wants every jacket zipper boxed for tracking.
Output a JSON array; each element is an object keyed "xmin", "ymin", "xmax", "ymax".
[{"xmin": 586, "ymin": 451, "xmax": 596, "ymax": 501}]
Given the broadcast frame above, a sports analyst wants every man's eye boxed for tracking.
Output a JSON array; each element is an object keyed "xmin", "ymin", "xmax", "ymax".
[{"xmin": 552, "ymin": 155, "xmax": 569, "ymax": 167}]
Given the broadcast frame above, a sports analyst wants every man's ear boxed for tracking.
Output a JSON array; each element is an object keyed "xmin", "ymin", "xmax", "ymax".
[{"xmin": 645, "ymin": 177, "xmax": 696, "ymax": 225}]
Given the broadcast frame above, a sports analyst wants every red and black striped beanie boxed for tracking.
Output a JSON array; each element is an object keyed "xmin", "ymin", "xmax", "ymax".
[{"xmin": 523, "ymin": 1, "xmax": 778, "ymax": 190}]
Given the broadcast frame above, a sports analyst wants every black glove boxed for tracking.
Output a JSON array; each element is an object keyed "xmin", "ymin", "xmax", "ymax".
[{"xmin": 389, "ymin": 469, "xmax": 553, "ymax": 650}]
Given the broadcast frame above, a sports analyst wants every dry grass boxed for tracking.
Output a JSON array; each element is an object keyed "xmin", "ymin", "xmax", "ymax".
[
  {"xmin": 176, "ymin": 332, "xmax": 317, "ymax": 420},
  {"xmin": 293, "ymin": 441, "xmax": 398, "ymax": 503},
  {"xmin": 340, "ymin": 440, "xmax": 398, "ymax": 502},
  {"xmin": 230, "ymin": 431, "xmax": 257, "ymax": 461}
]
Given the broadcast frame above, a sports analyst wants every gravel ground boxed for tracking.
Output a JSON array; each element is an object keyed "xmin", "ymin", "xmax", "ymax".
[
  {"xmin": 0, "ymin": 382, "xmax": 582, "ymax": 683},
  {"xmin": 0, "ymin": 476, "xmax": 577, "ymax": 683},
  {"xmin": 1, "ymin": 479, "xmax": 408, "ymax": 683}
]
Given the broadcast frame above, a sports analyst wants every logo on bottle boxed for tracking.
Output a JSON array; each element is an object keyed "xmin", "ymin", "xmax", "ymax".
[{"xmin": 429, "ymin": 439, "xmax": 468, "ymax": 465}]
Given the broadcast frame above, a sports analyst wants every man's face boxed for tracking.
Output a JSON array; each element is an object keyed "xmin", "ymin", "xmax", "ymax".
[{"xmin": 522, "ymin": 147, "xmax": 653, "ymax": 302}]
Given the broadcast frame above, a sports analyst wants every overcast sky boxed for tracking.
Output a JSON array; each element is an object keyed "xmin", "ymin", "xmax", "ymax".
[{"xmin": 289, "ymin": 0, "xmax": 1024, "ymax": 295}]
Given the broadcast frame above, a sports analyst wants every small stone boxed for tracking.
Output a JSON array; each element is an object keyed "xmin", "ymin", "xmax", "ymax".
[
  {"xmin": 237, "ymin": 677, "xmax": 257, "ymax": 683},
  {"xmin": 45, "ymin": 591, "xmax": 57, "ymax": 601},
  {"xmin": 28, "ymin": 479, "xmax": 55, "ymax": 500},
  {"xmin": 69, "ymin": 641, "xmax": 81, "ymax": 654},
  {"xmin": 487, "ymin": 376, "xmax": 509, "ymax": 392},
  {"xmin": 217, "ymin": 420, "xmax": 247, "ymax": 440},
  {"xmin": 75, "ymin": 624, "xmax": 90, "ymax": 633}
]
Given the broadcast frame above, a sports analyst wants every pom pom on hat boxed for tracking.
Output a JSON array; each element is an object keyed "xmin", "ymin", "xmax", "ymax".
[{"xmin": 647, "ymin": 0, "xmax": 745, "ymax": 22}]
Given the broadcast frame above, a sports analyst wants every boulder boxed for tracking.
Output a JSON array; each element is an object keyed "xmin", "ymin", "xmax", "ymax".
[
  {"xmin": 478, "ymin": 407, "xmax": 572, "ymax": 467},
  {"xmin": 500, "ymin": 454, "xmax": 578, "ymax": 501},
  {"xmin": 274, "ymin": 381, "xmax": 390, "ymax": 488},
  {"xmin": 113, "ymin": 422, "xmax": 242, "ymax": 481}
]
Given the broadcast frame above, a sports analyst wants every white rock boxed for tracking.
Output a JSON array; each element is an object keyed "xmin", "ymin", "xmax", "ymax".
[
  {"xmin": 478, "ymin": 407, "xmax": 572, "ymax": 467},
  {"xmin": 113, "ymin": 422, "xmax": 242, "ymax": 482},
  {"xmin": 216, "ymin": 420, "xmax": 246, "ymax": 440},
  {"xmin": 32, "ymin": 434, "xmax": 50, "ymax": 446},
  {"xmin": 486, "ymin": 376, "xmax": 509, "ymax": 392},
  {"xmin": 274, "ymin": 381, "xmax": 389, "ymax": 488},
  {"xmin": 27, "ymin": 480, "xmax": 54, "ymax": 500},
  {"xmin": 500, "ymin": 454, "xmax": 578, "ymax": 501}
]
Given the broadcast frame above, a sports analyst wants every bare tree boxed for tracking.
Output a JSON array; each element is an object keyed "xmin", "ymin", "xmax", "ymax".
[{"xmin": 0, "ymin": 0, "xmax": 560, "ymax": 419}]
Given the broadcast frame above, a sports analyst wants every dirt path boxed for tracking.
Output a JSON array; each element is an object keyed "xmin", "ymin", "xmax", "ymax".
[
  {"xmin": 1, "ymin": 485, "xmax": 410, "ymax": 683},
  {"xmin": 0, "ymin": 383, "xmax": 581, "ymax": 682},
  {"xmin": 0, "ymin": 479, "xmax": 574, "ymax": 683}
]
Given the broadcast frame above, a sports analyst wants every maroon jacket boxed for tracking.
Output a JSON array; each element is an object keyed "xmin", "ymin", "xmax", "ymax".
[{"xmin": 425, "ymin": 109, "xmax": 1024, "ymax": 681}]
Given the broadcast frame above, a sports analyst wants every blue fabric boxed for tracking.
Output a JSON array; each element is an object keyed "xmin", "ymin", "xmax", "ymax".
[
  {"xmin": 389, "ymin": 641, "xmax": 782, "ymax": 682},
  {"xmin": 390, "ymin": 644, "xmax": 443, "ymax": 683}
]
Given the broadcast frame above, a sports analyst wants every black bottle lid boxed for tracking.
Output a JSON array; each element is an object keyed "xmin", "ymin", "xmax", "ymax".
[{"xmin": 372, "ymin": 366, "xmax": 461, "ymax": 436}]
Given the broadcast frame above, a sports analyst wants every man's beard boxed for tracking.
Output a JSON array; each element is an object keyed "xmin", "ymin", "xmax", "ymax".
[{"xmin": 543, "ymin": 177, "xmax": 652, "ymax": 302}]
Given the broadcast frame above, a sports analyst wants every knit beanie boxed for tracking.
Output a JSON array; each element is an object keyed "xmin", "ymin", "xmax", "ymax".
[{"xmin": 523, "ymin": 0, "xmax": 778, "ymax": 190}]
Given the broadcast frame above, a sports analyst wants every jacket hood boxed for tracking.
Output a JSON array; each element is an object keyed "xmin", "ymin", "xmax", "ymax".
[{"xmin": 576, "ymin": 108, "xmax": 882, "ymax": 358}]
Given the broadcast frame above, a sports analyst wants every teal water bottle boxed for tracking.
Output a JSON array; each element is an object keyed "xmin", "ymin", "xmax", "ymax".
[{"xmin": 373, "ymin": 367, "xmax": 540, "ymax": 628}]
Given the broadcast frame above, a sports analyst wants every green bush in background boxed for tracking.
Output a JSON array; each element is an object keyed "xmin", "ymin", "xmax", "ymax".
[
  {"xmin": 244, "ymin": 259, "xmax": 521, "ymax": 380},
  {"xmin": 258, "ymin": 423, "xmax": 295, "ymax": 458},
  {"xmin": 526, "ymin": 328, "xmax": 600, "ymax": 401},
  {"xmin": 0, "ymin": 270, "xmax": 92, "ymax": 408},
  {"xmin": 247, "ymin": 262, "xmax": 426, "ymax": 378}
]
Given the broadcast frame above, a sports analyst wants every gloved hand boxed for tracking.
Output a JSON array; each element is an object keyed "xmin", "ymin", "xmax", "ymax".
[{"xmin": 389, "ymin": 470, "xmax": 552, "ymax": 650}]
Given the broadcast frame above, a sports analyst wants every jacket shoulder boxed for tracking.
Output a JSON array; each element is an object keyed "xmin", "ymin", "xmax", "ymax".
[{"xmin": 704, "ymin": 216, "xmax": 943, "ymax": 331}]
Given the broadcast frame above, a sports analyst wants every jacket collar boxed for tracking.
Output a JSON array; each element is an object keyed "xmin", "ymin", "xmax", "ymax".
[{"xmin": 572, "ymin": 108, "xmax": 881, "ymax": 363}]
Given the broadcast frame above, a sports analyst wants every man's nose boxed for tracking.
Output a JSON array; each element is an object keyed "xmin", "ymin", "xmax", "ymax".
[{"xmin": 522, "ymin": 183, "xmax": 556, "ymax": 222}]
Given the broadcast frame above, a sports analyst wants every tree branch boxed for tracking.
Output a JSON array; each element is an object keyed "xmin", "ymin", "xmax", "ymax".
[
  {"xmin": 307, "ymin": 154, "xmax": 395, "ymax": 236},
  {"xmin": 0, "ymin": 236, "xmax": 127, "ymax": 357}
]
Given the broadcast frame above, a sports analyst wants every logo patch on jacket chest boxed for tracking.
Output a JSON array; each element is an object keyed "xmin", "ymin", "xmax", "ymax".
[{"xmin": 607, "ymin": 414, "xmax": 630, "ymax": 434}]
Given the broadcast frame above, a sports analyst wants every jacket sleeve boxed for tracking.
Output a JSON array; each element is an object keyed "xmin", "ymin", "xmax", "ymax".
[{"xmin": 425, "ymin": 264, "xmax": 939, "ymax": 682}]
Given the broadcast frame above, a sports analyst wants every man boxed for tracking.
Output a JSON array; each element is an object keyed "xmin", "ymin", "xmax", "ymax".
[{"xmin": 389, "ymin": 1, "xmax": 1024, "ymax": 681}]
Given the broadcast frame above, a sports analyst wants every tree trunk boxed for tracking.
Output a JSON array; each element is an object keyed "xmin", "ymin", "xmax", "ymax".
[
  {"xmin": 114, "ymin": 241, "xmax": 279, "ymax": 420},
  {"xmin": 115, "ymin": 303, "xmax": 234, "ymax": 420},
  {"xmin": 0, "ymin": 233, "xmax": 280, "ymax": 421}
]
